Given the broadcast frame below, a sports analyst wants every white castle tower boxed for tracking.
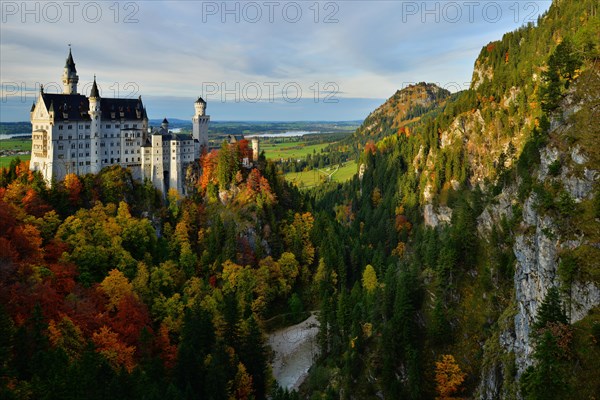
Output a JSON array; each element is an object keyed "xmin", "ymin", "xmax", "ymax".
[
  {"xmin": 192, "ymin": 97, "xmax": 209, "ymax": 153},
  {"xmin": 88, "ymin": 77, "xmax": 101, "ymax": 174},
  {"xmin": 62, "ymin": 48, "xmax": 79, "ymax": 94}
]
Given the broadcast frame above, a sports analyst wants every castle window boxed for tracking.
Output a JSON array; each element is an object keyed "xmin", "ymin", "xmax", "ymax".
[
  {"xmin": 79, "ymin": 162, "xmax": 83, "ymax": 166},
  {"xmin": 124, "ymin": 124, "xmax": 129, "ymax": 128},
  {"xmin": 79, "ymin": 144, "xmax": 83, "ymax": 149},
  {"xmin": 138, "ymin": 157, "xmax": 140, "ymax": 162},
  {"xmin": 126, "ymin": 158, "xmax": 128, "ymax": 162},
  {"xmin": 85, "ymin": 144, "xmax": 89, "ymax": 148},
  {"xmin": 79, "ymin": 125, "xmax": 83, "ymax": 129},
  {"xmin": 71, "ymin": 144, "xmax": 75, "ymax": 149},
  {"xmin": 59, "ymin": 125, "xmax": 64, "ymax": 130},
  {"xmin": 71, "ymin": 153, "xmax": 75, "ymax": 158},
  {"xmin": 86, "ymin": 153, "xmax": 89, "ymax": 157},
  {"xmin": 106, "ymin": 124, "xmax": 111, "ymax": 129},
  {"xmin": 115, "ymin": 124, "xmax": 120, "ymax": 128},
  {"xmin": 57, "ymin": 154, "xmax": 64, "ymax": 159},
  {"xmin": 68, "ymin": 125, "xmax": 73, "ymax": 130},
  {"xmin": 59, "ymin": 135, "xmax": 63, "ymax": 140},
  {"xmin": 85, "ymin": 125, "xmax": 90, "ymax": 129},
  {"xmin": 133, "ymin": 124, "xmax": 137, "ymax": 128},
  {"xmin": 79, "ymin": 153, "xmax": 83, "ymax": 157},
  {"xmin": 86, "ymin": 161, "xmax": 90, "ymax": 165},
  {"xmin": 58, "ymin": 145, "xmax": 64, "ymax": 150}
]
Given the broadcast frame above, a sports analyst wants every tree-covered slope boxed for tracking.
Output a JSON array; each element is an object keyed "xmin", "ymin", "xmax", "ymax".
[{"xmin": 304, "ymin": 0, "xmax": 600, "ymax": 398}]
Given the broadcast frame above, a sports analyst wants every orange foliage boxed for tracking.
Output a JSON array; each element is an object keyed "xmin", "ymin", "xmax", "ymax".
[
  {"xmin": 237, "ymin": 139, "xmax": 253, "ymax": 160},
  {"xmin": 92, "ymin": 325, "xmax": 136, "ymax": 372},
  {"xmin": 435, "ymin": 354, "xmax": 466, "ymax": 400},
  {"xmin": 199, "ymin": 150, "xmax": 219, "ymax": 190},
  {"xmin": 395, "ymin": 215, "xmax": 412, "ymax": 233},
  {"xmin": 64, "ymin": 173, "xmax": 83, "ymax": 206},
  {"xmin": 364, "ymin": 141, "xmax": 377, "ymax": 155}
]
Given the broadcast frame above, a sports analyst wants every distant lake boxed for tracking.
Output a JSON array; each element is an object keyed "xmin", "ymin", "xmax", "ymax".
[
  {"xmin": 247, "ymin": 131, "xmax": 321, "ymax": 138},
  {"xmin": 0, "ymin": 133, "xmax": 30, "ymax": 139}
]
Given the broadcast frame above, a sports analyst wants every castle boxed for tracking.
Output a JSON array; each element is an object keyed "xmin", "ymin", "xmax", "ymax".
[{"xmin": 29, "ymin": 49, "xmax": 209, "ymax": 194}]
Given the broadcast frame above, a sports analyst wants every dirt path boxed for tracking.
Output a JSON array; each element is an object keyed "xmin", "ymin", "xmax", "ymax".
[{"xmin": 268, "ymin": 313, "xmax": 320, "ymax": 390}]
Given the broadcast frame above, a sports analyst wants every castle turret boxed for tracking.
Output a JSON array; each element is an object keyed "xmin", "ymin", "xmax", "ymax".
[
  {"xmin": 161, "ymin": 118, "xmax": 169, "ymax": 130},
  {"xmin": 252, "ymin": 138, "xmax": 260, "ymax": 162},
  {"xmin": 88, "ymin": 76, "xmax": 101, "ymax": 173},
  {"xmin": 62, "ymin": 48, "xmax": 79, "ymax": 94},
  {"xmin": 192, "ymin": 97, "xmax": 209, "ymax": 153}
]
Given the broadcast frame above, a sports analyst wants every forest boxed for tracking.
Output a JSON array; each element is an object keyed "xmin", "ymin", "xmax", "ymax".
[{"xmin": 1, "ymin": 0, "xmax": 600, "ymax": 399}]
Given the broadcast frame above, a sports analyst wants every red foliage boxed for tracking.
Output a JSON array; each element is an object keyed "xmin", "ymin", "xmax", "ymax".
[
  {"xmin": 237, "ymin": 139, "xmax": 253, "ymax": 160},
  {"xmin": 364, "ymin": 141, "xmax": 377, "ymax": 155},
  {"xmin": 112, "ymin": 294, "xmax": 152, "ymax": 347},
  {"xmin": 48, "ymin": 263, "xmax": 77, "ymax": 296},
  {"xmin": 44, "ymin": 239, "xmax": 70, "ymax": 263},
  {"xmin": 156, "ymin": 323, "xmax": 178, "ymax": 370}
]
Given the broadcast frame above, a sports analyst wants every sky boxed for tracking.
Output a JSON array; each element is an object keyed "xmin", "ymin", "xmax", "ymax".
[{"xmin": 0, "ymin": 0, "xmax": 552, "ymax": 122}]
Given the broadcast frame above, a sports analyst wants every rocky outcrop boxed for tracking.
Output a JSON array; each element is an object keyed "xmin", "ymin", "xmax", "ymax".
[{"xmin": 423, "ymin": 204, "xmax": 453, "ymax": 228}]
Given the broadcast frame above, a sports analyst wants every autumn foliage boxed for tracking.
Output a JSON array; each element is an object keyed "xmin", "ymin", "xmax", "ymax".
[{"xmin": 435, "ymin": 354, "xmax": 466, "ymax": 400}]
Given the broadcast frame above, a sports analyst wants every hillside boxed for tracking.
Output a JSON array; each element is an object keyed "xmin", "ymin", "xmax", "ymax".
[{"xmin": 304, "ymin": 0, "xmax": 600, "ymax": 398}]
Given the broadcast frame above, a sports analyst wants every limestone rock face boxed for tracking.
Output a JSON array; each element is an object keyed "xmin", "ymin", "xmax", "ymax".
[
  {"xmin": 477, "ymin": 90, "xmax": 600, "ymax": 397},
  {"xmin": 423, "ymin": 204, "xmax": 453, "ymax": 228}
]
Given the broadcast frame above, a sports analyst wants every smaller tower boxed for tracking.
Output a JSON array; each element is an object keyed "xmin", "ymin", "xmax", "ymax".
[
  {"xmin": 62, "ymin": 47, "xmax": 79, "ymax": 94},
  {"xmin": 88, "ymin": 76, "xmax": 101, "ymax": 174},
  {"xmin": 161, "ymin": 118, "xmax": 169, "ymax": 131},
  {"xmin": 192, "ymin": 97, "xmax": 209, "ymax": 152},
  {"xmin": 252, "ymin": 138, "xmax": 260, "ymax": 162}
]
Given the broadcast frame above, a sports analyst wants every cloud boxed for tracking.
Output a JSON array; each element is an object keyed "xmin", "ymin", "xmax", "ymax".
[{"xmin": 0, "ymin": 0, "xmax": 551, "ymax": 121}]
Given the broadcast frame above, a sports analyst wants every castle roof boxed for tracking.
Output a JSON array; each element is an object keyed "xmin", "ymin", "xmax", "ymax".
[
  {"xmin": 40, "ymin": 93, "xmax": 146, "ymax": 122},
  {"xmin": 195, "ymin": 97, "xmax": 206, "ymax": 104},
  {"xmin": 90, "ymin": 77, "xmax": 99, "ymax": 98},
  {"xmin": 65, "ymin": 48, "xmax": 77, "ymax": 73}
]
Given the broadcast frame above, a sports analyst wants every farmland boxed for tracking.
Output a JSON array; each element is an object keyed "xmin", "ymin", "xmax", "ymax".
[{"xmin": 0, "ymin": 138, "xmax": 31, "ymax": 168}]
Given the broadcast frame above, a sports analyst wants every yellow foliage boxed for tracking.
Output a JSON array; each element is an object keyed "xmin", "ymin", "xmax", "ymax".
[
  {"xmin": 99, "ymin": 269, "xmax": 135, "ymax": 312},
  {"xmin": 362, "ymin": 264, "xmax": 378, "ymax": 293}
]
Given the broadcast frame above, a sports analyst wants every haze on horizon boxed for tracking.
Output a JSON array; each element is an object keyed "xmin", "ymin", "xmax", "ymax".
[{"xmin": 1, "ymin": 0, "xmax": 551, "ymax": 122}]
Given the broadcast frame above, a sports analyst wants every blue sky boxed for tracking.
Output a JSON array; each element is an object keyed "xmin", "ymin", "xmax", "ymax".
[{"xmin": 0, "ymin": 1, "xmax": 551, "ymax": 122}]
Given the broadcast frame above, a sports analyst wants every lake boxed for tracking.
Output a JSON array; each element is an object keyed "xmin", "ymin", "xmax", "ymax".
[{"xmin": 246, "ymin": 131, "xmax": 322, "ymax": 138}]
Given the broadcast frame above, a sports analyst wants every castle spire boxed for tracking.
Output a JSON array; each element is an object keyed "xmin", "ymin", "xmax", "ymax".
[
  {"xmin": 65, "ymin": 46, "xmax": 76, "ymax": 73},
  {"xmin": 90, "ymin": 75, "xmax": 100, "ymax": 98},
  {"xmin": 62, "ymin": 46, "xmax": 79, "ymax": 94}
]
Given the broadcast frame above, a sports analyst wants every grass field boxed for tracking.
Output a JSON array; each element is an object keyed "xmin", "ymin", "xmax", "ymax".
[
  {"xmin": 285, "ymin": 161, "xmax": 357, "ymax": 188},
  {"xmin": 261, "ymin": 141, "xmax": 330, "ymax": 160},
  {"xmin": 0, "ymin": 138, "xmax": 31, "ymax": 168}
]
